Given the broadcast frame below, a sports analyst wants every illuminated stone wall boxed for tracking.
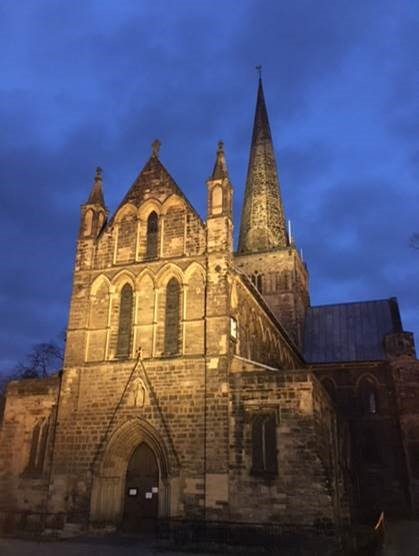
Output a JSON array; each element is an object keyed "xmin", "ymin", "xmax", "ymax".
[
  {"xmin": 231, "ymin": 275, "xmax": 302, "ymax": 369},
  {"xmin": 235, "ymin": 248, "xmax": 309, "ymax": 348},
  {"xmin": 49, "ymin": 359, "xmax": 208, "ymax": 521},
  {"xmin": 0, "ymin": 376, "xmax": 59, "ymax": 532},
  {"xmin": 228, "ymin": 368, "xmax": 348, "ymax": 530},
  {"xmin": 0, "ymin": 151, "xmax": 347, "ymax": 538}
]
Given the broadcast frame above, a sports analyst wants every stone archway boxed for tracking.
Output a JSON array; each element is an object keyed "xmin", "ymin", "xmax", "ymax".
[
  {"xmin": 89, "ymin": 418, "xmax": 169, "ymax": 527},
  {"xmin": 123, "ymin": 442, "xmax": 159, "ymax": 531}
]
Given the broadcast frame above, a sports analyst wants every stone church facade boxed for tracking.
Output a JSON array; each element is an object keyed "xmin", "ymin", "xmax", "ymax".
[{"xmin": 0, "ymin": 78, "xmax": 418, "ymax": 542}]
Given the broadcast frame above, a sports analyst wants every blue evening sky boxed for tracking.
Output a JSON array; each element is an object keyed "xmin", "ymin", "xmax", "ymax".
[{"xmin": 0, "ymin": 0, "xmax": 418, "ymax": 373}]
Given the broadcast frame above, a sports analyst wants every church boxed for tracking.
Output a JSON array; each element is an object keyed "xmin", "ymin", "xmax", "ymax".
[{"xmin": 0, "ymin": 77, "xmax": 418, "ymax": 545}]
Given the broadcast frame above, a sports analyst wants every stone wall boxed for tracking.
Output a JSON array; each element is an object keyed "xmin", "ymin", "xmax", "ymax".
[
  {"xmin": 0, "ymin": 152, "xmax": 351, "ymax": 541},
  {"xmin": 235, "ymin": 246, "xmax": 309, "ymax": 348},
  {"xmin": 231, "ymin": 275, "xmax": 302, "ymax": 370},
  {"xmin": 390, "ymin": 354, "xmax": 419, "ymax": 516},
  {"xmin": 65, "ymin": 258, "xmax": 208, "ymax": 368},
  {"xmin": 48, "ymin": 358, "xmax": 208, "ymax": 525},
  {"xmin": 228, "ymin": 367, "xmax": 348, "ymax": 534},
  {"xmin": 0, "ymin": 375, "xmax": 60, "ymax": 531},
  {"xmin": 86, "ymin": 196, "xmax": 205, "ymax": 273},
  {"xmin": 314, "ymin": 362, "xmax": 411, "ymax": 519}
]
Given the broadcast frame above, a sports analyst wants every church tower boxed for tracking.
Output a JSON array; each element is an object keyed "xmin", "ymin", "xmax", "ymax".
[
  {"xmin": 238, "ymin": 78, "xmax": 287, "ymax": 253},
  {"xmin": 80, "ymin": 166, "xmax": 107, "ymax": 239},
  {"xmin": 76, "ymin": 166, "xmax": 108, "ymax": 270},
  {"xmin": 235, "ymin": 77, "xmax": 309, "ymax": 347}
]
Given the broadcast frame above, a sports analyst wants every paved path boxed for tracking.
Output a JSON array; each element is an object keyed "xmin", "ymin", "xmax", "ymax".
[
  {"xmin": 382, "ymin": 520, "xmax": 419, "ymax": 556},
  {"xmin": 3, "ymin": 522, "xmax": 418, "ymax": 556},
  {"xmin": 0, "ymin": 536, "xmax": 217, "ymax": 556}
]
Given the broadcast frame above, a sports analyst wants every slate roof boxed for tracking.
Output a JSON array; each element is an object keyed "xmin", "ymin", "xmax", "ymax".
[{"xmin": 303, "ymin": 298, "xmax": 403, "ymax": 363}]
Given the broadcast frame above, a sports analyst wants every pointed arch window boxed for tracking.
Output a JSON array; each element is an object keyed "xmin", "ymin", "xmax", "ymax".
[
  {"xmin": 26, "ymin": 418, "xmax": 49, "ymax": 475},
  {"xmin": 116, "ymin": 283, "xmax": 134, "ymax": 358},
  {"xmin": 164, "ymin": 277, "xmax": 181, "ymax": 356},
  {"xmin": 251, "ymin": 271, "xmax": 263, "ymax": 293},
  {"xmin": 358, "ymin": 377, "xmax": 378, "ymax": 415},
  {"xmin": 211, "ymin": 185, "xmax": 223, "ymax": 215},
  {"xmin": 146, "ymin": 212, "xmax": 159, "ymax": 259},
  {"xmin": 251, "ymin": 412, "xmax": 277, "ymax": 476},
  {"xmin": 83, "ymin": 210, "xmax": 93, "ymax": 236}
]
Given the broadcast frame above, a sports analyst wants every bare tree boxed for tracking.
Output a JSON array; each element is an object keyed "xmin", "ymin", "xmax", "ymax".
[{"xmin": 15, "ymin": 340, "xmax": 64, "ymax": 379}]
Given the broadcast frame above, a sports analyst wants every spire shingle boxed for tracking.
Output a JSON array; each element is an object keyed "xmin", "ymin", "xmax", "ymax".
[
  {"xmin": 211, "ymin": 141, "xmax": 228, "ymax": 180},
  {"xmin": 87, "ymin": 166, "xmax": 105, "ymax": 206},
  {"xmin": 238, "ymin": 78, "xmax": 288, "ymax": 254}
]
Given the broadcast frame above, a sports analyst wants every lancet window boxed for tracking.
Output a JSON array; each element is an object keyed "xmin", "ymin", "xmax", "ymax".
[
  {"xmin": 116, "ymin": 283, "xmax": 134, "ymax": 358},
  {"xmin": 251, "ymin": 412, "xmax": 277, "ymax": 476},
  {"xmin": 83, "ymin": 209, "xmax": 93, "ymax": 236},
  {"xmin": 146, "ymin": 211, "xmax": 159, "ymax": 258},
  {"xmin": 26, "ymin": 418, "xmax": 49, "ymax": 475},
  {"xmin": 164, "ymin": 277, "xmax": 181, "ymax": 356},
  {"xmin": 358, "ymin": 376, "xmax": 378, "ymax": 415},
  {"xmin": 251, "ymin": 271, "xmax": 263, "ymax": 293}
]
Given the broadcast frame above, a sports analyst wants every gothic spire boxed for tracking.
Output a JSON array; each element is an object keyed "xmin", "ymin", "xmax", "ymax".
[
  {"xmin": 86, "ymin": 166, "xmax": 105, "ymax": 206},
  {"xmin": 211, "ymin": 140, "xmax": 228, "ymax": 180},
  {"xmin": 237, "ymin": 77, "xmax": 288, "ymax": 254}
]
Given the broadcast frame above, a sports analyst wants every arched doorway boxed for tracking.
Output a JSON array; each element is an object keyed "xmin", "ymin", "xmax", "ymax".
[
  {"xmin": 123, "ymin": 442, "xmax": 159, "ymax": 531},
  {"xmin": 90, "ymin": 419, "xmax": 170, "ymax": 529}
]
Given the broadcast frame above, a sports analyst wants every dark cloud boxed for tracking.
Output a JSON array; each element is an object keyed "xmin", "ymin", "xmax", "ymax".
[
  {"xmin": 302, "ymin": 177, "xmax": 419, "ymax": 335},
  {"xmin": 0, "ymin": 0, "xmax": 418, "ymax": 373}
]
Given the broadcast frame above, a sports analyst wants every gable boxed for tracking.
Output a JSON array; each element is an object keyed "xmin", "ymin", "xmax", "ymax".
[
  {"xmin": 112, "ymin": 154, "xmax": 203, "ymax": 225},
  {"xmin": 92, "ymin": 156, "xmax": 206, "ymax": 267}
]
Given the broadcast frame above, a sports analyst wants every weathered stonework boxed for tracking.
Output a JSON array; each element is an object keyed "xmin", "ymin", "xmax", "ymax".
[
  {"xmin": 388, "ymin": 349, "xmax": 419, "ymax": 516},
  {"xmin": 235, "ymin": 247, "xmax": 309, "ymax": 347},
  {"xmin": 228, "ymin": 368, "xmax": 348, "ymax": 529},
  {"xmin": 0, "ymin": 79, "xmax": 418, "ymax": 549},
  {"xmin": 238, "ymin": 78, "xmax": 288, "ymax": 253},
  {"xmin": 0, "ymin": 376, "xmax": 60, "ymax": 533},
  {"xmin": 313, "ymin": 361, "xmax": 412, "ymax": 520}
]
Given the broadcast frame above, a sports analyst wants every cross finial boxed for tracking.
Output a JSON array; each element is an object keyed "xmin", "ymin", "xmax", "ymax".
[
  {"xmin": 151, "ymin": 139, "xmax": 161, "ymax": 157},
  {"xmin": 256, "ymin": 65, "xmax": 262, "ymax": 79},
  {"xmin": 217, "ymin": 140, "xmax": 224, "ymax": 152}
]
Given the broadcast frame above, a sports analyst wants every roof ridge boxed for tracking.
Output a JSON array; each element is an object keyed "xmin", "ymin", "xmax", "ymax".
[{"xmin": 308, "ymin": 297, "xmax": 395, "ymax": 310}]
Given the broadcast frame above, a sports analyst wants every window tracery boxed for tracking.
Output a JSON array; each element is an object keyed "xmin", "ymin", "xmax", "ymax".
[{"xmin": 251, "ymin": 271, "xmax": 263, "ymax": 293}]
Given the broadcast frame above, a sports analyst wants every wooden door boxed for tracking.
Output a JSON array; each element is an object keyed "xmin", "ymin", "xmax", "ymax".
[{"xmin": 123, "ymin": 442, "xmax": 159, "ymax": 532}]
